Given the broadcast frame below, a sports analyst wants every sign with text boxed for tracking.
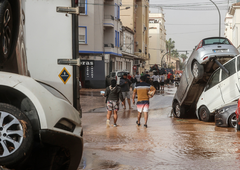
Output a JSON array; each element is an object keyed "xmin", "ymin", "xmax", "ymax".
[{"xmin": 81, "ymin": 60, "xmax": 94, "ymax": 66}]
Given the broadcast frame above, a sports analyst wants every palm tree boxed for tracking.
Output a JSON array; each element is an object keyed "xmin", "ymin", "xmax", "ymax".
[
  {"xmin": 166, "ymin": 38, "xmax": 175, "ymax": 67},
  {"xmin": 171, "ymin": 49, "xmax": 179, "ymax": 58}
]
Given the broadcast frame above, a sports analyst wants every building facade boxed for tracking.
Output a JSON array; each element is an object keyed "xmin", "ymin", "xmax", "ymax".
[
  {"xmin": 224, "ymin": 13, "xmax": 233, "ymax": 42},
  {"xmin": 120, "ymin": 0, "xmax": 149, "ymax": 73},
  {"xmin": 227, "ymin": 2, "xmax": 240, "ymax": 52},
  {"xmin": 78, "ymin": 0, "xmax": 122, "ymax": 88},
  {"xmin": 147, "ymin": 13, "xmax": 167, "ymax": 70}
]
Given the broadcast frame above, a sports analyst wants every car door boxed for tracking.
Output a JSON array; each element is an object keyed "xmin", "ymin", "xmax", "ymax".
[
  {"xmin": 204, "ymin": 69, "xmax": 224, "ymax": 112},
  {"xmin": 220, "ymin": 58, "xmax": 239, "ymax": 104}
]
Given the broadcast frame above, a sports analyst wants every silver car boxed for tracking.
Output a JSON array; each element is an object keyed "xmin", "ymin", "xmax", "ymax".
[{"xmin": 172, "ymin": 37, "xmax": 239, "ymax": 118}]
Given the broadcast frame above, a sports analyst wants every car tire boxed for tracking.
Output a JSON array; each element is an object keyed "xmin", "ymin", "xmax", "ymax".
[
  {"xmin": 0, "ymin": 103, "xmax": 33, "ymax": 168},
  {"xmin": 173, "ymin": 102, "xmax": 185, "ymax": 118},
  {"xmin": 192, "ymin": 61, "xmax": 204, "ymax": 83},
  {"xmin": 228, "ymin": 113, "xmax": 237, "ymax": 128},
  {"xmin": 199, "ymin": 106, "xmax": 213, "ymax": 122},
  {"xmin": 0, "ymin": 0, "xmax": 13, "ymax": 63}
]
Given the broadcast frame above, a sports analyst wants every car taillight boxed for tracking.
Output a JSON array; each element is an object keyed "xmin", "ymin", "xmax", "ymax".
[{"xmin": 196, "ymin": 40, "xmax": 203, "ymax": 50}]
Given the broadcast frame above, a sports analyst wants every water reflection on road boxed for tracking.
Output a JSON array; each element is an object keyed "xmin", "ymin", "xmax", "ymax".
[{"xmin": 79, "ymin": 92, "xmax": 240, "ymax": 170}]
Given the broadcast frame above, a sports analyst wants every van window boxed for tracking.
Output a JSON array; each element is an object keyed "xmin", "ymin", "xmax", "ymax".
[
  {"xmin": 206, "ymin": 69, "xmax": 220, "ymax": 91},
  {"xmin": 111, "ymin": 72, "xmax": 116, "ymax": 77},
  {"xmin": 117, "ymin": 72, "xmax": 128, "ymax": 77},
  {"xmin": 237, "ymin": 56, "xmax": 240, "ymax": 71},
  {"xmin": 221, "ymin": 59, "xmax": 236, "ymax": 81}
]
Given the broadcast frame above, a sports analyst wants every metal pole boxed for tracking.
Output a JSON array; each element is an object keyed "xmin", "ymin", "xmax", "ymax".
[{"xmin": 210, "ymin": 0, "xmax": 221, "ymax": 37}]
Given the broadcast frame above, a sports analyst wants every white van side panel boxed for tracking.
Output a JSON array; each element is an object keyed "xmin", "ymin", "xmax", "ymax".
[{"xmin": 24, "ymin": 0, "xmax": 73, "ymax": 103}]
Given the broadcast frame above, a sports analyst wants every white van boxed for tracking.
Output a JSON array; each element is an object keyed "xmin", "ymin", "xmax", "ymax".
[{"xmin": 196, "ymin": 55, "xmax": 240, "ymax": 122}]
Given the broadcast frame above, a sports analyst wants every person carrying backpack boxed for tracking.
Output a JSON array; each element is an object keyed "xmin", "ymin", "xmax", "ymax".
[{"xmin": 104, "ymin": 79, "xmax": 124, "ymax": 127}]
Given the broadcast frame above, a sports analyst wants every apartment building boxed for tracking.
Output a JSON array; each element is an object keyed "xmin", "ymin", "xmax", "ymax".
[
  {"xmin": 147, "ymin": 13, "xmax": 167, "ymax": 69},
  {"xmin": 78, "ymin": 0, "xmax": 122, "ymax": 88},
  {"xmin": 120, "ymin": 0, "xmax": 150, "ymax": 73},
  {"xmin": 226, "ymin": 2, "xmax": 240, "ymax": 52}
]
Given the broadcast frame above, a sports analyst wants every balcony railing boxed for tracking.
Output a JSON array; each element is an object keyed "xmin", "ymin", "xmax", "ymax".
[{"xmin": 104, "ymin": 43, "xmax": 114, "ymax": 48}]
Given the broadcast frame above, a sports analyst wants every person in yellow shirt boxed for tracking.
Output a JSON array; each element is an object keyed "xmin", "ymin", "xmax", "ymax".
[{"xmin": 132, "ymin": 76, "xmax": 156, "ymax": 128}]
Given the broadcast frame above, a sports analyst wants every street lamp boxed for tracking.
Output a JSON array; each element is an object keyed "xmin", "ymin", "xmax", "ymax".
[{"xmin": 210, "ymin": 0, "xmax": 221, "ymax": 37}]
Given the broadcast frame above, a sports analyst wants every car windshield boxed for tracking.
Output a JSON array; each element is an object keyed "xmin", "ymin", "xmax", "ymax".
[
  {"xmin": 203, "ymin": 38, "xmax": 231, "ymax": 46},
  {"xmin": 117, "ymin": 72, "xmax": 128, "ymax": 77}
]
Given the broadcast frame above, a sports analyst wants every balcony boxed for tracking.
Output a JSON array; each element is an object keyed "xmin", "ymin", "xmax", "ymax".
[{"xmin": 104, "ymin": 15, "xmax": 114, "ymax": 28}]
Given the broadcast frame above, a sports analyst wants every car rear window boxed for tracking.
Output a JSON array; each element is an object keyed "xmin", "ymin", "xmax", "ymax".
[
  {"xmin": 203, "ymin": 38, "xmax": 231, "ymax": 46},
  {"xmin": 117, "ymin": 72, "xmax": 128, "ymax": 77}
]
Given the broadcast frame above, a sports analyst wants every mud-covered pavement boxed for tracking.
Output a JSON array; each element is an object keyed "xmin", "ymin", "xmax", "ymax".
[{"xmin": 79, "ymin": 87, "xmax": 240, "ymax": 170}]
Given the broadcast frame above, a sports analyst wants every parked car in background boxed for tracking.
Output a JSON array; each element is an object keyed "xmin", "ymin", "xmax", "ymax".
[
  {"xmin": 106, "ymin": 70, "xmax": 129, "ymax": 86},
  {"xmin": 196, "ymin": 55, "xmax": 240, "ymax": 122},
  {"xmin": 215, "ymin": 101, "xmax": 237, "ymax": 128},
  {"xmin": 172, "ymin": 37, "xmax": 239, "ymax": 118}
]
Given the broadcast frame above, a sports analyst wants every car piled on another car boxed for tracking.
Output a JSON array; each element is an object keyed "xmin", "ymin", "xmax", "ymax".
[
  {"xmin": 196, "ymin": 55, "xmax": 240, "ymax": 122},
  {"xmin": 172, "ymin": 37, "xmax": 239, "ymax": 118}
]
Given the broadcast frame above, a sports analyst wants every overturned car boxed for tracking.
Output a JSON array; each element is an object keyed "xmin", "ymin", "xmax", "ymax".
[{"xmin": 172, "ymin": 37, "xmax": 239, "ymax": 118}]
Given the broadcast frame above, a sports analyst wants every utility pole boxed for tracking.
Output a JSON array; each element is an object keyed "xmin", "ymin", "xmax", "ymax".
[{"xmin": 210, "ymin": 0, "xmax": 221, "ymax": 37}]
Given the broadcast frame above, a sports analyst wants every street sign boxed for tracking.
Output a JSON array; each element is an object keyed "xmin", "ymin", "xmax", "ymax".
[
  {"xmin": 133, "ymin": 66, "xmax": 137, "ymax": 70},
  {"xmin": 81, "ymin": 60, "xmax": 94, "ymax": 66},
  {"xmin": 58, "ymin": 67, "xmax": 71, "ymax": 84}
]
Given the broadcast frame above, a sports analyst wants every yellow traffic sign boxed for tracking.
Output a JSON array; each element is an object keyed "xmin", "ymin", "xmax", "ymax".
[{"xmin": 58, "ymin": 67, "xmax": 71, "ymax": 84}]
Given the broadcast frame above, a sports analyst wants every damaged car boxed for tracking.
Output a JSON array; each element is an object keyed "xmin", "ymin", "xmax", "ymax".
[
  {"xmin": 196, "ymin": 55, "xmax": 240, "ymax": 122},
  {"xmin": 172, "ymin": 37, "xmax": 239, "ymax": 118}
]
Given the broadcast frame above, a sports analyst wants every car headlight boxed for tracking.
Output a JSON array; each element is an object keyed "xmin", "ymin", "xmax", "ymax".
[{"xmin": 218, "ymin": 108, "xmax": 229, "ymax": 114}]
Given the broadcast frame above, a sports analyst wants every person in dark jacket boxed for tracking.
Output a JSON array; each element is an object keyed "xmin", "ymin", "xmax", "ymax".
[
  {"xmin": 104, "ymin": 79, "xmax": 124, "ymax": 127},
  {"xmin": 120, "ymin": 73, "xmax": 132, "ymax": 109},
  {"xmin": 131, "ymin": 75, "xmax": 137, "ymax": 91}
]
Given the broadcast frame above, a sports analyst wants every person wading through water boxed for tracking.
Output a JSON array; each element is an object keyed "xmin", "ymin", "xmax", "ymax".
[
  {"xmin": 132, "ymin": 76, "xmax": 156, "ymax": 128},
  {"xmin": 104, "ymin": 79, "xmax": 124, "ymax": 127}
]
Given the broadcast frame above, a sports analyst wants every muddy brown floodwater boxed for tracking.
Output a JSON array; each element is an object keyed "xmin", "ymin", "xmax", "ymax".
[{"xmin": 79, "ymin": 89, "xmax": 240, "ymax": 170}]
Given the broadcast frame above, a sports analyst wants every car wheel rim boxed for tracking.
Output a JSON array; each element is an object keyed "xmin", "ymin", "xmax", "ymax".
[
  {"xmin": 0, "ymin": 111, "xmax": 24, "ymax": 157},
  {"xmin": 193, "ymin": 63, "xmax": 199, "ymax": 78},
  {"xmin": 176, "ymin": 105, "xmax": 181, "ymax": 117},
  {"xmin": 230, "ymin": 114, "xmax": 237, "ymax": 128},
  {"xmin": 200, "ymin": 109, "xmax": 207, "ymax": 120},
  {"xmin": 2, "ymin": 8, "xmax": 11, "ymax": 57}
]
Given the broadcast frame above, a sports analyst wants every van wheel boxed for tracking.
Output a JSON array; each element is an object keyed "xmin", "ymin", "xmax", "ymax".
[
  {"xmin": 0, "ymin": 0, "xmax": 13, "ymax": 62},
  {"xmin": 199, "ymin": 106, "xmax": 213, "ymax": 122},
  {"xmin": 192, "ymin": 61, "xmax": 204, "ymax": 83},
  {"xmin": 173, "ymin": 102, "xmax": 185, "ymax": 118},
  {"xmin": 0, "ymin": 103, "xmax": 33, "ymax": 168}
]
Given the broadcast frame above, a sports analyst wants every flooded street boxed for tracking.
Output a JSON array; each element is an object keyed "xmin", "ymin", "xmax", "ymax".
[{"xmin": 79, "ymin": 88, "xmax": 240, "ymax": 170}]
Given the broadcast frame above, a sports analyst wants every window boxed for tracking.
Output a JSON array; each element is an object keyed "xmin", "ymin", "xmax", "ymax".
[
  {"xmin": 115, "ymin": 31, "xmax": 118, "ymax": 46},
  {"xmin": 118, "ymin": 32, "xmax": 120, "ymax": 47},
  {"xmin": 79, "ymin": 27, "xmax": 87, "ymax": 44},
  {"xmin": 221, "ymin": 59, "xmax": 236, "ymax": 81},
  {"xmin": 115, "ymin": 4, "xmax": 120, "ymax": 19},
  {"xmin": 202, "ymin": 38, "xmax": 231, "ymax": 46},
  {"xmin": 206, "ymin": 69, "xmax": 220, "ymax": 91},
  {"xmin": 79, "ymin": 0, "xmax": 87, "ymax": 15},
  {"xmin": 237, "ymin": 56, "xmax": 240, "ymax": 71}
]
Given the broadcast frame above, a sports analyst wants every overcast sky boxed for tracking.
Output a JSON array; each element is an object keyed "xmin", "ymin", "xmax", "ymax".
[{"xmin": 149, "ymin": 0, "xmax": 236, "ymax": 54}]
